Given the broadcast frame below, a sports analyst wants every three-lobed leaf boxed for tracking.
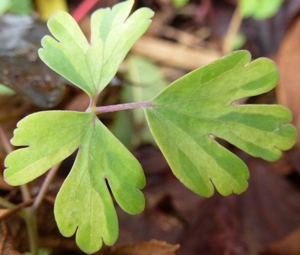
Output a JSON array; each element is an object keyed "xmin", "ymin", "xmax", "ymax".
[
  {"xmin": 4, "ymin": 111, "xmax": 145, "ymax": 253},
  {"xmin": 4, "ymin": 1, "xmax": 153, "ymax": 253},
  {"xmin": 145, "ymin": 51, "xmax": 296, "ymax": 197},
  {"xmin": 38, "ymin": 0, "xmax": 154, "ymax": 98}
]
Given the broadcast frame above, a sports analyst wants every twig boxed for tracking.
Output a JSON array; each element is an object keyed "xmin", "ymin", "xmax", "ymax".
[
  {"xmin": 31, "ymin": 162, "xmax": 62, "ymax": 213},
  {"xmin": 0, "ymin": 199, "xmax": 34, "ymax": 220},
  {"xmin": 0, "ymin": 222, "xmax": 8, "ymax": 254},
  {"xmin": 0, "ymin": 124, "xmax": 12, "ymax": 154},
  {"xmin": 222, "ymin": 6, "xmax": 243, "ymax": 54},
  {"xmin": 0, "ymin": 196, "xmax": 16, "ymax": 209}
]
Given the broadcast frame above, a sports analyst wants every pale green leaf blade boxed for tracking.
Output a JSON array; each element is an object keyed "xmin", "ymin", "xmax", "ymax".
[
  {"xmin": 145, "ymin": 108, "xmax": 249, "ymax": 196},
  {"xmin": 0, "ymin": 0, "xmax": 11, "ymax": 15},
  {"xmin": 38, "ymin": 11, "xmax": 94, "ymax": 97},
  {"xmin": 172, "ymin": 0, "xmax": 189, "ymax": 8},
  {"xmin": 88, "ymin": 0, "xmax": 154, "ymax": 93},
  {"xmin": 55, "ymin": 117, "xmax": 145, "ymax": 253},
  {"xmin": 4, "ymin": 110, "xmax": 145, "ymax": 253},
  {"xmin": 4, "ymin": 111, "xmax": 91, "ymax": 185},
  {"xmin": 145, "ymin": 50, "xmax": 297, "ymax": 197},
  {"xmin": 39, "ymin": 1, "xmax": 154, "ymax": 98},
  {"xmin": 54, "ymin": 134, "xmax": 118, "ymax": 252},
  {"xmin": 113, "ymin": 110, "xmax": 134, "ymax": 148},
  {"xmin": 11, "ymin": 0, "xmax": 33, "ymax": 15},
  {"xmin": 0, "ymin": 84, "xmax": 15, "ymax": 95}
]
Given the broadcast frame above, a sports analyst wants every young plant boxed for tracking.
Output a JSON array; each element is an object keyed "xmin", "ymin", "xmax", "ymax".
[
  {"xmin": 239, "ymin": 0, "xmax": 284, "ymax": 19},
  {"xmin": 0, "ymin": 0, "xmax": 32, "ymax": 15},
  {"xmin": 172, "ymin": 0, "xmax": 189, "ymax": 8},
  {"xmin": 223, "ymin": 0, "xmax": 284, "ymax": 53},
  {"xmin": 3, "ymin": 0, "xmax": 296, "ymax": 253}
]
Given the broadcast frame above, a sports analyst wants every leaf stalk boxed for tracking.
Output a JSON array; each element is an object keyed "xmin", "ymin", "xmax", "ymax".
[{"xmin": 94, "ymin": 101, "xmax": 153, "ymax": 114}]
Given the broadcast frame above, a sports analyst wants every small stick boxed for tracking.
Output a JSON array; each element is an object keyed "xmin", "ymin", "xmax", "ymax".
[
  {"xmin": 0, "ymin": 199, "xmax": 34, "ymax": 221},
  {"xmin": 31, "ymin": 162, "xmax": 62, "ymax": 213}
]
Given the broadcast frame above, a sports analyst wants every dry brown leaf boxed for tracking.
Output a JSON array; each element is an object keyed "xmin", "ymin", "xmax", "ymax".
[
  {"xmin": 276, "ymin": 16, "xmax": 300, "ymax": 147},
  {"xmin": 131, "ymin": 36, "xmax": 220, "ymax": 70},
  {"xmin": 0, "ymin": 176, "xmax": 12, "ymax": 190},
  {"xmin": 0, "ymin": 209, "xmax": 9, "ymax": 218},
  {"xmin": 260, "ymin": 229, "xmax": 300, "ymax": 255},
  {"xmin": 64, "ymin": 91, "xmax": 90, "ymax": 112},
  {"xmin": 0, "ymin": 222, "xmax": 22, "ymax": 255},
  {"xmin": 110, "ymin": 240, "xmax": 179, "ymax": 255}
]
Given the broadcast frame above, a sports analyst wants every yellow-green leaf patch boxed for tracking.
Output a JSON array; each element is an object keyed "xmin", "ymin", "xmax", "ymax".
[{"xmin": 144, "ymin": 51, "xmax": 296, "ymax": 197}]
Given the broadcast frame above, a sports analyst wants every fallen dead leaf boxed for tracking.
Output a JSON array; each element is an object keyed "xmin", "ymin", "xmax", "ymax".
[
  {"xmin": 110, "ymin": 240, "xmax": 179, "ymax": 255},
  {"xmin": 276, "ymin": 15, "xmax": 300, "ymax": 148},
  {"xmin": 131, "ymin": 36, "xmax": 221, "ymax": 70},
  {"xmin": 0, "ymin": 222, "xmax": 22, "ymax": 255},
  {"xmin": 0, "ymin": 175, "xmax": 12, "ymax": 191},
  {"xmin": 260, "ymin": 229, "xmax": 300, "ymax": 255},
  {"xmin": 0, "ymin": 209, "xmax": 9, "ymax": 218}
]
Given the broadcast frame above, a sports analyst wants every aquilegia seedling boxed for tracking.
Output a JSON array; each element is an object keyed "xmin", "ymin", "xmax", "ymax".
[{"xmin": 3, "ymin": 0, "xmax": 297, "ymax": 253}]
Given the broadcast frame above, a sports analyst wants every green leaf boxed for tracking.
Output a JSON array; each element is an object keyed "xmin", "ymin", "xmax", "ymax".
[
  {"xmin": 4, "ymin": 111, "xmax": 145, "ymax": 253},
  {"xmin": 0, "ymin": 84, "xmax": 15, "ymax": 96},
  {"xmin": 113, "ymin": 55, "xmax": 168, "ymax": 147},
  {"xmin": 232, "ymin": 33, "xmax": 246, "ymax": 50},
  {"xmin": 113, "ymin": 110, "xmax": 135, "ymax": 148},
  {"xmin": 11, "ymin": 0, "xmax": 32, "ymax": 15},
  {"xmin": 144, "ymin": 51, "xmax": 296, "ymax": 197},
  {"xmin": 25, "ymin": 248, "xmax": 51, "ymax": 255},
  {"xmin": 172, "ymin": 0, "xmax": 189, "ymax": 8},
  {"xmin": 0, "ymin": 0, "xmax": 11, "ymax": 15},
  {"xmin": 239, "ymin": 0, "xmax": 283, "ymax": 19},
  {"xmin": 38, "ymin": 0, "xmax": 154, "ymax": 98},
  {"xmin": 0, "ymin": 0, "xmax": 32, "ymax": 15}
]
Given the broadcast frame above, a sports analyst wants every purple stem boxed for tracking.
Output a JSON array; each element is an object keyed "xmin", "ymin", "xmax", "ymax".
[{"xmin": 94, "ymin": 101, "xmax": 153, "ymax": 114}]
